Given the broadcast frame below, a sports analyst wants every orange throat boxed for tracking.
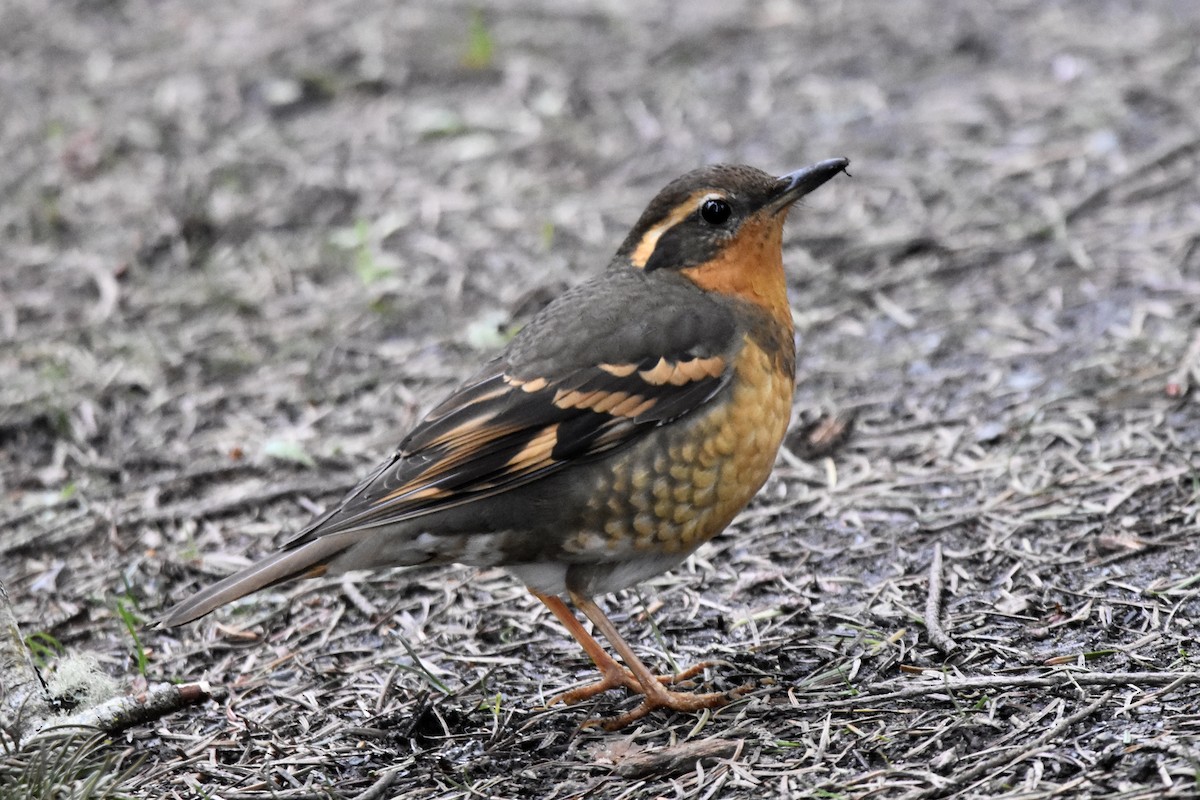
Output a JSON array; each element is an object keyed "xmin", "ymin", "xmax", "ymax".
[{"xmin": 680, "ymin": 214, "xmax": 793, "ymax": 330}]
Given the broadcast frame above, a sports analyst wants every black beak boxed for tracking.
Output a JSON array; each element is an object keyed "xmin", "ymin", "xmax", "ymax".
[{"xmin": 767, "ymin": 157, "xmax": 851, "ymax": 214}]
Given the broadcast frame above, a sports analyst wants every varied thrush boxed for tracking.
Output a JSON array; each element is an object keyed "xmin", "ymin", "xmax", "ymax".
[{"xmin": 158, "ymin": 158, "xmax": 851, "ymax": 729}]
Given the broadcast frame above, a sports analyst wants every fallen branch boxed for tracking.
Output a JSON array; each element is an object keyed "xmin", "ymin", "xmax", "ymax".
[
  {"xmin": 615, "ymin": 737, "xmax": 743, "ymax": 779},
  {"xmin": 351, "ymin": 769, "xmax": 401, "ymax": 800},
  {"xmin": 923, "ymin": 543, "xmax": 958, "ymax": 655},
  {"xmin": 32, "ymin": 682, "xmax": 224, "ymax": 740}
]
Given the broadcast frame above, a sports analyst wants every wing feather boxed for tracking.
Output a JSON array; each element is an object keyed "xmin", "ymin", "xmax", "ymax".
[{"xmin": 284, "ymin": 351, "xmax": 732, "ymax": 545}]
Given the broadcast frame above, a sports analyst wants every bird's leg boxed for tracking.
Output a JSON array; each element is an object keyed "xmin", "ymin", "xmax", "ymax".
[
  {"xmin": 531, "ymin": 591, "xmax": 718, "ymax": 708},
  {"xmin": 567, "ymin": 590, "xmax": 732, "ymax": 730},
  {"xmin": 532, "ymin": 590, "xmax": 644, "ymax": 702}
]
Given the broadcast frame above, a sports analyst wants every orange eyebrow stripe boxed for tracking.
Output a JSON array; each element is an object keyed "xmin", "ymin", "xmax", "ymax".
[{"xmin": 629, "ymin": 190, "xmax": 714, "ymax": 268}]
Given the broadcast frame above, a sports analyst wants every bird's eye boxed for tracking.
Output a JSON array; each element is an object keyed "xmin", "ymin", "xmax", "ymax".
[{"xmin": 700, "ymin": 198, "xmax": 732, "ymax": 225}]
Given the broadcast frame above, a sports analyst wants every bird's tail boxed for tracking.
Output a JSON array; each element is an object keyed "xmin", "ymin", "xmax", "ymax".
[{"xmin": 153, "ymin": 531, "xmax": 369, "ymax": 627}]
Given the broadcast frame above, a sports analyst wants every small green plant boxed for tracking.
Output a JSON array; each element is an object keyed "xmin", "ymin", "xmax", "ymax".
[
  {"xmin": 113, "ymin": 599, "xmax": 147, "ymax": 677},
  {"xmin": 462, "ymin": 9, "xmax": 494, "ymax": 69},
  {"xmin": 329, "ymin": 217, "xmax": 402, "ymax": 288},
  {"xmin": 477, "ymin": 691, "xmax": 503, "ymax": 724},
  {"xmin": 23, "ymin": 632, "xmax": 64, "ymax": 670},
  {"xmin": 352, "ymin": 219, "xmax": 388, "ymax": 285}
]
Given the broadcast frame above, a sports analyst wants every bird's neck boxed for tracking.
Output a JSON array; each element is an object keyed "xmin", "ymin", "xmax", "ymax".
[{"xmin": 679, "ymin": 217, "xmax": 794, "ymax": 339}]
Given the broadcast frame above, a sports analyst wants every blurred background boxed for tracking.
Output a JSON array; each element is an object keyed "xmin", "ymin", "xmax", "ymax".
[{"xmin": 2, "ymin": 1, "xmax": 1198, "ymax": 797}]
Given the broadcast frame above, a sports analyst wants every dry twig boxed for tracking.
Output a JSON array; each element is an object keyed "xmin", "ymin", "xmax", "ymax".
[
  {"xmin": 34, "ymin": 682, "xmax": 223, "ymax": 738},
  {"xmin": 923, "ymin": 543, "xmax": 958, "ymax": 655}
]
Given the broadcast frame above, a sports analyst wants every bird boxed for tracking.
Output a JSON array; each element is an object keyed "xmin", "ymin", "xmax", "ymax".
[{"xmin": 157, "ymin": 158, "xmax": 851, "ymax": 729}]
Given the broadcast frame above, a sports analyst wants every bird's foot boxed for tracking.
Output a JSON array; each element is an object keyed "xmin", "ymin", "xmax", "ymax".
[
  {"xmin": 595, "ymin": 678, "xmax": 747, "ymax": 731},
  {"xmin": 550, "ymin": 660, "xmax": 750, "ymax": 729},
  {"xmin": 550, "ymin": 660, "xmax": 718, "ymax": 707}
]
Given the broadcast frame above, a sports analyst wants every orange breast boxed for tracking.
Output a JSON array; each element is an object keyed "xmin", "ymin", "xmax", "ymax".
[{"xmin": 568, "ymin": 334, "xmax": 794, "ymax": 558}]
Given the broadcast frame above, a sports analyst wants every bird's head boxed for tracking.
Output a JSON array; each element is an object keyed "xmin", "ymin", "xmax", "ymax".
[{"xmin": 617, "ymin": 159, "xmax": 849, "ymax": 323}]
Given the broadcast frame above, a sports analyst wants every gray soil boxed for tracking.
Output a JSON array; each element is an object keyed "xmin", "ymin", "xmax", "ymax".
[{"xmin": 2, "ymin": 0, "xmax": 1199, "ymax": 797}]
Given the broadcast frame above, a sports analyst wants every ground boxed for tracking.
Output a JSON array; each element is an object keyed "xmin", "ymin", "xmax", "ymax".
[{"xmin": 2, "ymin": 0, "xmax": 1199, "ymax": 797}]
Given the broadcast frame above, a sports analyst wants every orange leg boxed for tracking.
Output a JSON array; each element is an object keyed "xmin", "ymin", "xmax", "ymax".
[
  {"xmin": 532, "ymin": 590, "xmax": 643, "ymax": 701},
  {"xmin": 530, "ymin": 589, "xmax": 731, "ymax": 729}
]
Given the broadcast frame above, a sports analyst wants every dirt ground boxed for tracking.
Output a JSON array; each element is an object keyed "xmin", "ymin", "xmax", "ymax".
[{"xmin": 3, "ymin": 0, "xmax": 1200, "ymax": 797}]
